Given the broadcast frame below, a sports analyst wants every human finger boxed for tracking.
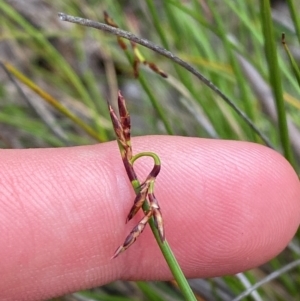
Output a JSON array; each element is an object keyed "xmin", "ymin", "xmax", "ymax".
[{"xmin": 0, "ymin": 136, "xmax": 299, "ymax": 300}]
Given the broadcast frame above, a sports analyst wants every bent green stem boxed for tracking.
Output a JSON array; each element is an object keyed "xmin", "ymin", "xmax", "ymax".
[
  {"xmin": 129, "ymin": 152, "xmax": 197, "ymax": 301},
  {"xmin": 59, "ymin": 11, "xmax": 197, "ymax": 298},
  {"xmin": 130, "ymin": 151, "xmax": 160, "ymax": 193},
  {"xmin": 109, "ymin": 98, "xmax": 197, "ymax": 301},
  {"xmin": 58, "ymin": 12, "xmax": 273, "ymax": 148}
]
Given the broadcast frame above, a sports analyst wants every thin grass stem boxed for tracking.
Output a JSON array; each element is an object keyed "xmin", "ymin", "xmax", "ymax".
[
  {"xmin": 286, "ymin": 0, "xmax": 300, "ymax": 46},
  {"xmin": 1, "ymin": 1, "xmax": 108, "ymax": 141},
  {"xmin": 281, "ymin": 33, "xmax": 300, "ymax": 87},
  {"xmin": 108, "ymin": 94, "xmax": 197, "ymax": 300},
  {"xmin": 207, "ymin": 0, "xmax": 257, "ymax": 142},
  {"xmin": 131, "ymin": 151, "xmax": 160, "ymax": 166},
  {"xmin": 232, "ymin": 259, "xmax": 300, "ymax": 301},
  {"xmin": 260, "ymin": 0, "xmax": 295, "ymax": 166},
  {"xmin": 0, "ymin": 61, "xmax": 70, "ymax": 145},
  {"xmin": 120, "ymin": 151, "xmax": 197, "ymax": 301},
  {"xmin": 103, "ymin": 12, "xmax": 173, "ymax": 135},
  {"xmin": 4, "ymin": 62, "xmax": 103, "ymax": 142},
  {"xmin": 58, "ymin": 12, "xmax": 273, "ymax": 148}
]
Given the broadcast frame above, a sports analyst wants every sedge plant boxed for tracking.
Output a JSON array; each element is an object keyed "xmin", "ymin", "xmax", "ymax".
[
  {"xmin": 108, "ymin": 91, "xmax": 164, "ymax": 258},
  {"xmin": 2, "ymin": 1, "xmax": 300, "ymax": 300},
  {"xmin": 59, "ymin": 12, "xmax": 199, "ymax": 300},
  {"xmin": 108, "ymin": 91, "xmax": 197, "ymax": 300}
]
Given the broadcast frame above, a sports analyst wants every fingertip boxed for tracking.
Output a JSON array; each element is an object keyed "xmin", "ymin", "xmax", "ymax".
[
  {"xmin": 0, "ymin": 137, "xmax": 299, "ymax": 300},
  {"xmin": 119, "ymin": 137, "xmax": 300, "ymax": 279}
]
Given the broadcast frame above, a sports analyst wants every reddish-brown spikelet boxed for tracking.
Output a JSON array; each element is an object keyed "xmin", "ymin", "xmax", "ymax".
[
  {"xmin": 103, "ymin": 11, "xmax": 118, "ymax": 28},
  {"xmin": 108, "ymin": 104, "xmax": 126, "ymax": 148},
  {"xmin": 116, "ymin": 37, "xmax": 128, "ymax": 50},
  {"xmin": 148, "ymin": 192, "xmax": 165, "ymax": 241},
  {"xmin": 104, "ymin": 12, "xmax": 167, "ymax": 78},
  {"xmin": 109, "ymin": 91, "xmax": 165, "ymax": 259},
  {"xmin": 108, "ymin": 101, "xmax": 137, "ymax": 181},
  {"xmin": 147, "ymin": 62, "xmax": 168, "ymax": 78},
  {"xmin": 133, "ymin": 58, "xmax": 140, "ymax": 78},
  {"xmin": 117, "ymin": 91, "xmax": 134, "ymax": 167},
  {"xmin": 131, "ymin": 42, "xmax": 141, "ymax": 78},
  {"xmin": 126, "ymin": 181, "xmax": 150, "ymax": 222},
  {"xmin": 118, "ymin": 92, "xmax": 131, "ymax": 148},
  {"xmin": 104, "ymin": 11, "xmax": 127, "ymax": 50},
  {"xmin": 122, "ymin": 158, "xmax": 138, "ymax": 182},
  {"xmin": 111, "ymin": 210, "xmax": 153, "ymax": 259}
]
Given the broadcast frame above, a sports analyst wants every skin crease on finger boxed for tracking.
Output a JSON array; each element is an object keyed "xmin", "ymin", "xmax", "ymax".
[{"xmin": 0, "ymin": 136, "xmax": 299, "ymax": 301}]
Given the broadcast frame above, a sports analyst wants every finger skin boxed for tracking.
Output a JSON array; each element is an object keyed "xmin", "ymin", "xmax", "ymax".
[{"xmin": 0, "ymin": 136, "xmax": 299, "ymax": 300}]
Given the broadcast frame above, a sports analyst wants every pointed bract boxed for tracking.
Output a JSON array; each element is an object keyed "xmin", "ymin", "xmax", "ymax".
[
  {"xmin": 111, "ymin": 210, "xmax": 153, "ymax": 259},
  {"xmin": 153, "ymin": 209, "xmax": 164, "ymax": 241},
  {"xmin": 126, "ymin": 182, "xmax": 150, "ymax": 222},
  {"xmin": 149, "ymin": 192, "xmax": 165, "ymax": 242},
  {"xmin": 103, "ymin": 12, "xmax": 127, "ymax": 50},
  {"xmin": 108, "ymin": 104, "xmax": 126, "ymax": 146},
  {"xmin": 118, "ymin": 91, "xmax": 132, "ymax": 155}
]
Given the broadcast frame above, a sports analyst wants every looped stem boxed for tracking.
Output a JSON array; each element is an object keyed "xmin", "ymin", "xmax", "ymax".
[
  {"xmin": 131, "ymin": 151, "xmax": 161, "ymax": 165},
  {"xmin": 131, "ymin": 151, "xmax": 161, "ymax": 189}
]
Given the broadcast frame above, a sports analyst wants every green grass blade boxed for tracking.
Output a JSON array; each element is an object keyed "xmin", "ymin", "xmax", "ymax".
[
  {"xmin": 136, "ymin": 282, "xmax": 170, "ymax": 301},
  {"xmin": 129, "ymin": 152, "xmax": 197, "ymax": 301},
  {"xmin": 79, "ymin": 290, "xmax": 133, "ymax": 301},
  {"xmin": 58, "ymin": 12, "xmax": 273, "ymax": 147},
  {"xmin": 4, "ymin": 62, "xmax": 103, "ymax": 142},
  {"xmin": 260, "ymin": 0, "xmax": 295, "ymax": 166},
  {"xmin": 282, "ymin": 34, "xmax": 300, "ymax": 87},
  {"xmin": 0, "ymin": 1, "xmax": 108, "ymax": 141},
  {"xmin": 207, "ymin": 0, "xmax": 256, "ymax": 142},
  {"xmin": 286, "ymin": 0, "xmax": 300, "ymax": 45}
]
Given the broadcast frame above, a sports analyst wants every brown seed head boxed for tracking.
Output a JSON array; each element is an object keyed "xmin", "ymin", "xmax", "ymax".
[
  {"xmin": 111, "ymin": 211, "xmax": 153, "ymax": 259},
  {"xmin": 126, "ymin": 182, "xmax": 150, "ymax": 222},
  {"xmin": 108, "ymin": 104, "xmax": 126, "ymax": 144},
  {"xmin": 148, "ymin": 192, "xmax": 164, "ymax": 242}
]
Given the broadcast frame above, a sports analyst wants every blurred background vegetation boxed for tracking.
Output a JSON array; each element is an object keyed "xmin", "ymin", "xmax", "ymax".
[{"xmin": 1, "ymin": 0, "xmax": 300, "ymax": 300}]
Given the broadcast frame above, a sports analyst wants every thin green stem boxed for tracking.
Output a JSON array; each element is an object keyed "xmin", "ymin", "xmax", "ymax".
[
  {"xmin": 207, "ymin": 0, "xmax": 257, "ymax": 142},
  {"xmin": 286, "ymin": 0, "xmax": 300, "ymax": 46},
  {"xmin": 138, "ymin": 75, "xmax": 174, "ymax": 135},
  {"xmin": 1, "ymin": 2, "xmax": 108, "ymax": 140},
  {"xmin": 148, "ymin": 219, "xmax": 196, "ymax": 301},
  {"xmin": 260, "ymin": 0, "xmax": 295, "ymax": 167},
  {"xmin": 282, "ymin": 34, "xmax": 300, "ymax": 87},
  {"xmin": 113, "ymin": 140, "xmax": 196, "ymax": 299},
  {"xmin": 118, "ymin": 36, "xmax": 174, "ymax": 135},
  {"xmin": 128, "ymin": 151, "xmax": 196, "ymax": 301},
  {"xmin": 131, "ymin": 151, "xmax": 161, "ymax": 165},
  {"xmin": 110, "ymin": 102, "xmax": 196, "ymax": 298},
  {"xmin": 58, "ymin": 12, "xmax": 273, "ymax": 148},
  {"xmin": 4, "ymin": 62, "xmax": 104, "ymax": 142}
]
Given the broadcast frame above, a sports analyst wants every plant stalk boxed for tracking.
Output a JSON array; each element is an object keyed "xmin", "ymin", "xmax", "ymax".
[{"xmin": 58, "ymin": 12, "xmax": 273, "ymax": 148}]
